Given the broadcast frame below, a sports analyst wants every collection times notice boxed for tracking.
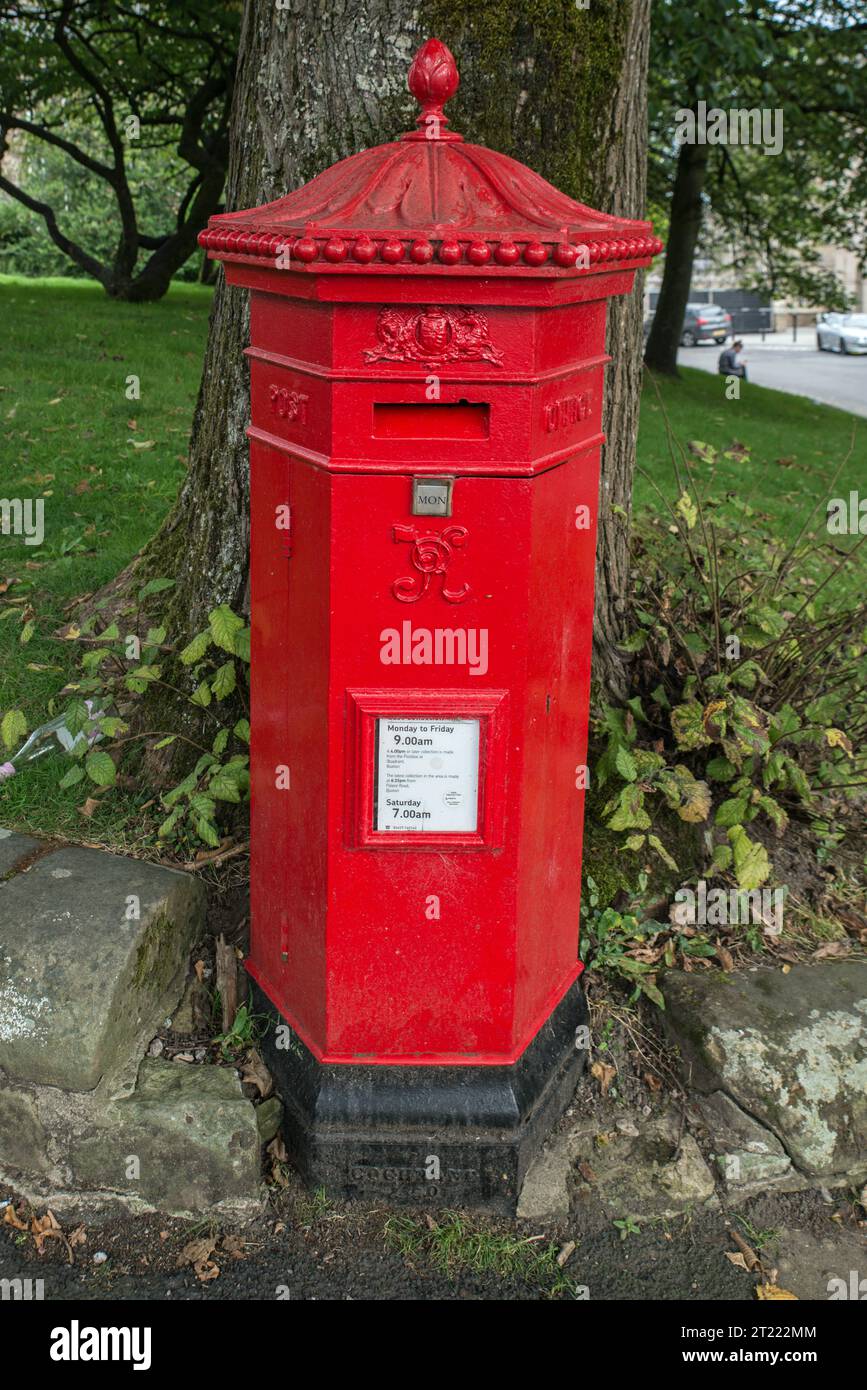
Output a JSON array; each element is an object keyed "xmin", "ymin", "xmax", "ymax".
[{"xmin": 375, "ymin": 718, "xmax": 480, "ymax": 833}]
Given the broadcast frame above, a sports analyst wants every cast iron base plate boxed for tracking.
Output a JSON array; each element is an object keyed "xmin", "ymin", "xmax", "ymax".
[{"xmin": 251, "ymin": 978, "xmax": 588, "ymax": 1213}]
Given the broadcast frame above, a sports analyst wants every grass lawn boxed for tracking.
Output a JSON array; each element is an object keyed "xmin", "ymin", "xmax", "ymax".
[
  {"xmin": 636, "ymin": 367, "xmax": 865, "ymax": 601},
  {"xmin": 1, "ymin": 275, "xmax": 212, "ymax": 845},
  {"xmin": 1, "ymin": 274, "xmax": 864, "ymax": 846}
]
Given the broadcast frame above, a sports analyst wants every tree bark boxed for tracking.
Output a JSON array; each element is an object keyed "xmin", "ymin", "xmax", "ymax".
[
  {"xmin": 644, "ymin": 135, "xmax": 710, "ymax": 376},
  {"xmin": 588, "ymin": 0, "xmax": 651, "ymax": 703},
  {"xmin": 114, "ymin": 0, "xmax": 651, "ymax": 746}
]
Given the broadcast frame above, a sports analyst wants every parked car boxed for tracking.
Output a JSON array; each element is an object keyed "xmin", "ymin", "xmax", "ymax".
[
  {"xmin": 642, "ymin": 303, "xmax": 733, "ymax": 346},
  {"xmin": 680, "ymin": 303, "xmax": 732, "ymax": 346},
  {"xmin": 816, "ymin": 313, "xmax": 867, "ymax": 355}
]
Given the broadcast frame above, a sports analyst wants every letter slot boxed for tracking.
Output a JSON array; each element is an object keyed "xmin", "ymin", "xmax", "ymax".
[{"xmin": 373, "ymin": 402, "xmax": 490, "ymax": 440}]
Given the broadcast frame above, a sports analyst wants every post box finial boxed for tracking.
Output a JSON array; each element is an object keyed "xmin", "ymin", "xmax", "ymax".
[{"xmin": 406, "ymin": 37, "xmax": 461, "ymax": 141}]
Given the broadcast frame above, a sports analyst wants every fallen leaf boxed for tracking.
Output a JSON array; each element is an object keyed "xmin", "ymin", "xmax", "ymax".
[
  {"xmin": 77, "ymin": 798, "xmax": 101, "ymax": 819},
  {"xmin": 177, "ymin": 1236, "xmax": 216, "ymax": 1269},
  {"xmin": 729, "ymin": 1227, "xmax": 761, "ymax": 1271},
  {"xmin": 267, "ymin": 1135, "xmax": 287, "ymax": 1163},
  {"xmin": 726, "ymin": 440, "xmax": 750, "ymax": 461},
  {"xmin": 577, "ymin": 1161, "xmax": 597, "ymax": 1184},
  {"xmin": 726, "ymin": 1251, "xmax": 750, "ymax": 1271},
  {"xmin": 31, "ymin": 1210, "xmax": 71, "ymax": 1260},
  {"xmin": 267, "ymin": 1134, "xmax": 289, "ymax": 1187},
  {"xmin": 813, "ymin": 941, "xmax": 850, "ymax": 960},
  {"xmin": 755, "ymin": 1283, "xmax": 797, "ymax": 1300},
  {"xmin": 128, "ymin": 439, "xmax": 156, "ymax": 450},
  {"xmin": 220, "ymin": 1234, "xmax": 248, "ymax": 1260},
  {"xmin": 240, "ymin": 1049, "xmax": 273, "ymax": 1098},
  {"xmin": 591, "ymin": 1060, "xmax": 616, "ymax": 1097},
  {"xmin": 630, "ymin": 944, "xmax": 665, "ymax": 965},
  {"xmin": 716, "ymin": 944, "xmax": 734, "ymax": 971},
  {"xmin": 557, "ymin": 1241, "xmax": 576, "ymax": 1268},
  {"xmin": 824, "ymin": 728, "xmax": 853, "ymax": 757},
  {"xmin": 836, "ymin": 909, "xmax": 867, "ymax": 943},
  {"xmin": 3, "ymin": 1204, "xmax": 28, "ymax": 1231}
]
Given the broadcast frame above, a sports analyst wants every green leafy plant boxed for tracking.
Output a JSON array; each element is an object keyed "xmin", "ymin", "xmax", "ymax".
[
  {"xmin": 594, "ymin": 426, "xmax": 866, "ymax": 892},
  {"xmin": 212, "ymin": 1003, "xmax": 262, "ymax": 1059},
  {"xmin": 614, "ymin": 1215, "xmax": 642, "ymax": 1241},
  {"xmin": 580, "ymin": 874, "xmax": 670, "ymax": 1008},
  {"xmin": 1, "ymin": 582, "xmax": 251, "ymax": 852}
]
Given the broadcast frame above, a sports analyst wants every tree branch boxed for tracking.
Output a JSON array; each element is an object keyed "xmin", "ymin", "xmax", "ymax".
[
  {"xmin": 0, "ymin": 112, "xmax": 114, "ymax": 180},
  {"xmin": 0, "ymin": 170, "xmax": 106, "ymax": 282}
]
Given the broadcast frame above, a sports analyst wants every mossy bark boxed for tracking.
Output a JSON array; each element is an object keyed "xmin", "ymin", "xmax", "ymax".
[{"xmin": 116, "ymin": 0, "xmax": 650, "ymax": 750}]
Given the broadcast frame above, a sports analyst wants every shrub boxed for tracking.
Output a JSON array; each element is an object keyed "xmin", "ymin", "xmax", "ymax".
[{"xmin": 594, "ymin": 435, "xmax": 866, "ymax": 892}]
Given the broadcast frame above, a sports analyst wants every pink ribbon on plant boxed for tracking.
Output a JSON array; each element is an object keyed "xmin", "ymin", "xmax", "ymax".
[{"xmin": 0, "ymin": 762, "xmax": 16, "ymax": 780}]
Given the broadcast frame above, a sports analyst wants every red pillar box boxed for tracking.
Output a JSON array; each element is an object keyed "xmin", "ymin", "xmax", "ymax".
[{"xmin": 201, "ymin": 38, "xmax": 661, "ymax": 1211}]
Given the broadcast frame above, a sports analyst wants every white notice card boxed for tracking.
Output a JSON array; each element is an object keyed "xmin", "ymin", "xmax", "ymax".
[{"xmin": 375, "ymin": 718, "xmax": 480, "ymax": 833}]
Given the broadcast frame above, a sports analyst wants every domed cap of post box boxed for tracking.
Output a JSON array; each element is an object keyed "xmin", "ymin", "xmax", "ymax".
[{"xmin": 199, "ymin": 38, "xmax": 663, "ymax": 274}]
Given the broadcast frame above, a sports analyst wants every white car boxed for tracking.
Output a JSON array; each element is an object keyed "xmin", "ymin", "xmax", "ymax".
[{"xmin": 816, "ymin": 313, "xmax": 867, "ymax": 354}]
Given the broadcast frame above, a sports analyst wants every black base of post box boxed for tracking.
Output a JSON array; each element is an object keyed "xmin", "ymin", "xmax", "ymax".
[{"xmin": 250, "ymin": 978, "xmax": 589, "ymax": 1214}]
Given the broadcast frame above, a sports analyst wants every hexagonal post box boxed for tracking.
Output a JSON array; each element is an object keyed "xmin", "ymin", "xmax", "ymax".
[{"xmin": 200, "ymin": 38, "xmax": 662, "ymax": 1212}]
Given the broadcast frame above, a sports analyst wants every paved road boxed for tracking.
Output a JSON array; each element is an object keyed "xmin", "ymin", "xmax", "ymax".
[{"xmin": 678, "ymin": 334, "xmax": 867, "ymax": 417}]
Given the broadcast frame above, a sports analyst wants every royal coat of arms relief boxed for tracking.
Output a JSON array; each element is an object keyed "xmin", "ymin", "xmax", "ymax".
[{"xmin": 364, "ymin": 305, "xmax": 504, "ymax": 368}]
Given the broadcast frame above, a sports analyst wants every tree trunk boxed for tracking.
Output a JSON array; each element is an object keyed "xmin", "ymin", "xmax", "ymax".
[
  {"xmin": 644, "ymin": 135, "xmax": 710, "ymax": 376},
  {"xmin": 114, "ymin": 0, "xmax": 650, "ymax": 750},
  {"xmin": 587, "ymin": 0, "xmax": 651, "ymax": 703}
]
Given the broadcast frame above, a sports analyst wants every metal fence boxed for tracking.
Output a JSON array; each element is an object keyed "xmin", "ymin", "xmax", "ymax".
[{"xmin": 649, "ymin": 289, "xmax": 773, "ymax": 335}]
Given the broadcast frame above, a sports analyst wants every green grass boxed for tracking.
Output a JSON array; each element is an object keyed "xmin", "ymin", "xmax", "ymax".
[
  {"xmin": 1, "ymin": 274, "xmax": 864, "ymax": 847},
  {"xmin": 1, "ymin": 274, "xmax": 211, "ymax": 842},
  {"xmin": 384, "ymin": 1212, "xmax": 580, "ymax": 1298},
  {"xmin": 637, "ymin": 367, "xmax": 865, "ymax": 599}
]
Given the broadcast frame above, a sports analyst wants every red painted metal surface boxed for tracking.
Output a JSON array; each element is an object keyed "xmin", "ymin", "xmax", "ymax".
[{"xmin": 203, "ymin": 38, "xmax": 661, "ymax": 1066}]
